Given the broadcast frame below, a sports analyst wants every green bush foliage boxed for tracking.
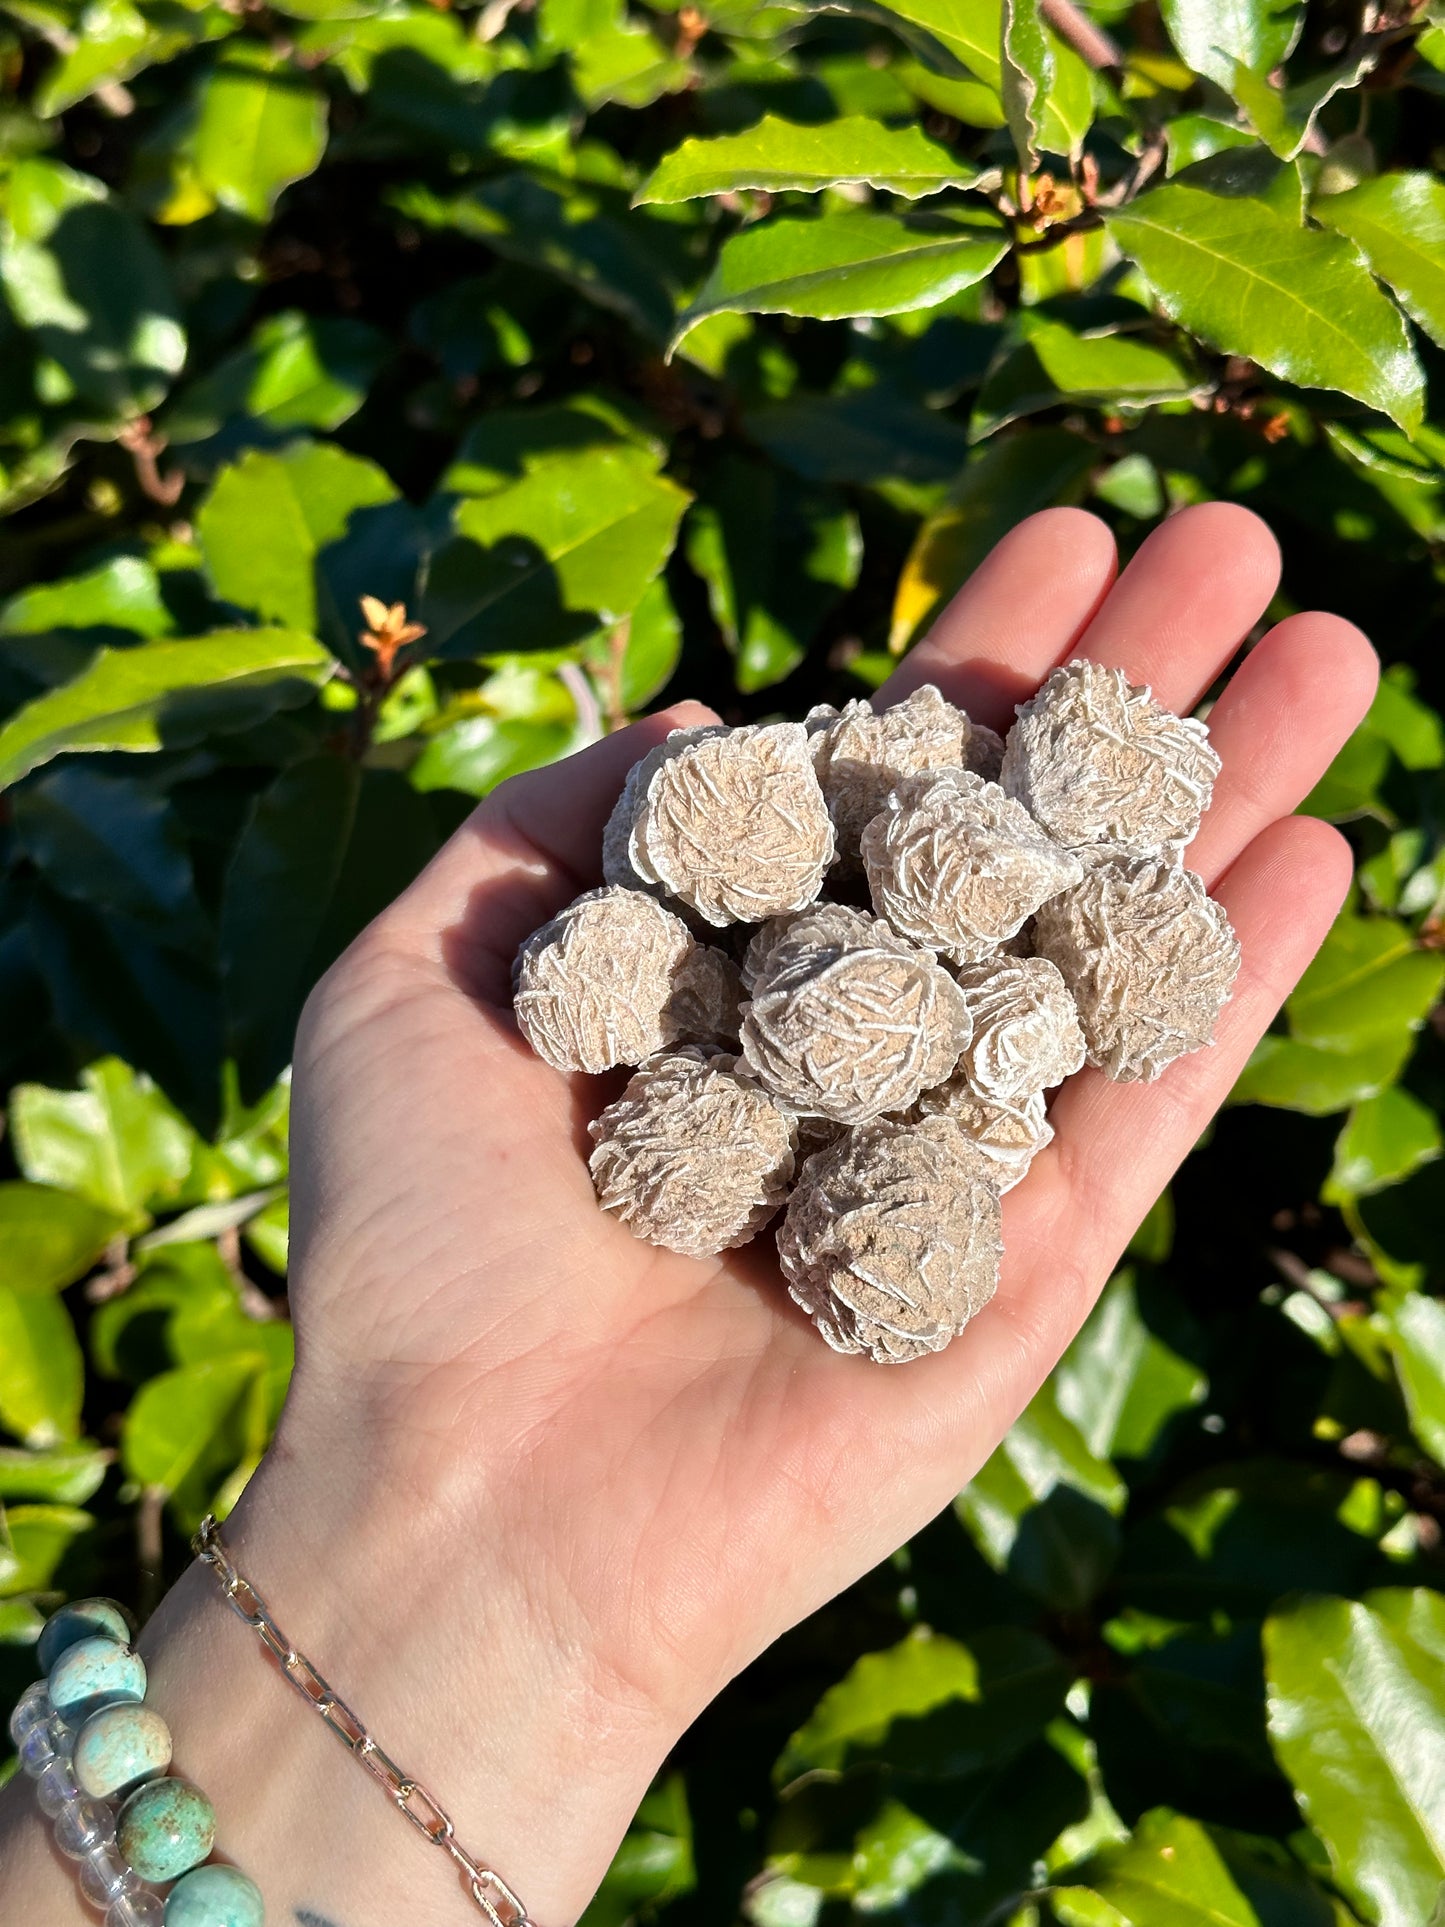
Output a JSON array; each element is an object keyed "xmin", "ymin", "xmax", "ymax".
[{"xmin": 2, "ymin": 0, "xmax": 1444, "ymax": 1916}]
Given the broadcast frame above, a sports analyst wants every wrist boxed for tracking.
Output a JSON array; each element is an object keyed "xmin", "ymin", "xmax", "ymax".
[{"xmin": 164, "ymin": 1394, "xmax": 681, "ymax": 1925}]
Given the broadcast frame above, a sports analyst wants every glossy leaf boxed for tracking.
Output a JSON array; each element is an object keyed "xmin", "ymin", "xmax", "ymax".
[
  {"xmin": 0, "ymin": 1503, "xmax": 94, "ymax": 1592},
  {"xmin": 684, "ymin": 454, "xmax": 860, "ymax": 693},
  {"xmin": 11, "ymin": 767, "xmax": 203, "ymax": 940},
  {"xmin": 1383, "ymin": 1292, "xmax": 1445, "ymax": 1466},
  {"xmin": 0, "ymin": 630, "xmax": 332, "ymax": 787},
  {"xmin": 891, "ymin": 428, "xmax": 1094, "ymax": 650},
  {"xmin": 1054, "ymin": 1269, "xmax": 1206, "ymax": 1463},
  {"xmin": 163, "ymin": 310, "xmax": 389, "ymax": 452},
  {"xmin": 774, "ymin": 1624, "xmax": 1070, "ymax": 1785},
  {"xmin": 973, "ymin": 314, "xmax": 1200, "ymax": 437},
  {"xmin": 1287, "ymin": 914, "xmax": 1445, "ymax": 1054},
  {"xmin": 0, "ymin": 556, "xmax": 174, "ymax": 640},
  {"xmin": 0, "ymin": 158, "xmax": 185, "ymax": 415},
  {"xmin": 636, "ymin": 114, "xmax": 978, "ymax": 203},
  {"xmin": 423, "ymin": 445, "xmax": 689, "ymax": 659},
  {"xmin": 1323, "ymin": 1087, "xmax": 1442, "ymax": 1203},
  {"xmin": 192, "ymin": 46, "xmax": 328, "ymax": 221},
  {"xmin": 1314, "ymin": 173, "xmax": 1445, "ymax": 350},
  {"xmin": 1000, "ymin": 0, "xmax": 1052, "ymax": 172},
  {"xmin": 1105, "ymin": 184, "xmax": 1426, "ymax": 432},
  {"xmin": 1265, "ymin": 1590, "xmax": 1445, "ymax": 1927},
  {"xmin": 0, "ymin": 1442, "xmax": 107, "ymax": 1504},
  {"xmin": 120, "ymin": 1355, "xmax": 262, "ymax": 1526},
  {"xmin": 1159, "ymin": 0, "xmax": 1302, "ymax": 90},
  {"xmin": 673, "ymin": 209, "xmax": 1009, "ymax": 349},
  {"xmin": 10, "ymin": 1059, "xmax": 194, "ymax": 1223},
  {"xmin": 1232, "ymin": 1031, "xmax": 1416, "ymax": 1116},
  {"xmin": 196, "ymin": 440, "xmax": 401, "ymax": 645},
  {"xmin": 1056, "ymin": 1807, "xmax": 1341, "ymax": 1926},
  {"xmin": 0, "ymin": 1288, "xmax": 84, "ymax": 1443},
  {"xmin": 0, "ymin": 1182, "xmax": 126, "ymax": 1295},
  {"xmin": 955, "ymin": 1379, "xmax": 1126, "ymax": 1609}
]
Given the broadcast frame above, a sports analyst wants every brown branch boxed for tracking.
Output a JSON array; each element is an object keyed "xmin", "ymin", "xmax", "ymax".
[
  {"xmin": 117, "ymin": 417, "xmax": 184, "ymax": 507},
  {"xmin": 1039, "ymin": 0, "xmax": 1121, "ymax": 70}
]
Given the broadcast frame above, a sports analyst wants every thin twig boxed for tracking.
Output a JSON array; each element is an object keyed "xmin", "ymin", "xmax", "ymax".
[{"xmin": 1040, "ymin": 0, "xmax": 1121, "ymax": 70}]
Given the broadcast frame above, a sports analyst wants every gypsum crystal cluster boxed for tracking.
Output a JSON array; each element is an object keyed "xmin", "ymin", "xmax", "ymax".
[{"xmin": 511, "ymin": 664, "xmax": 1240, "ymax": 1364}]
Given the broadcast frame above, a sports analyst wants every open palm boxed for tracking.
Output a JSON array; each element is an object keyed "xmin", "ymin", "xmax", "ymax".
[{"xmin": 276, "ymin": 501, "xmax": 1375, "ymax": 1816}]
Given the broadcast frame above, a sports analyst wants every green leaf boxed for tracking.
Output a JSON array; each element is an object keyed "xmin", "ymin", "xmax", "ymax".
[
  {"xmin": 423, "ymin": 444, "xmax": 690, "ymax": 659},
  {"xmin": 1382, "ymin": 1292, "xmax": 1445, "ymax": 1466},
  {"xmin": 0, "ymin": 556, "xmax": 174, "ymax": 640},
  {"xmin": 973, "ymin": 314, "xmax": 1201, "ymax": 438},
  {"xmin": 442, "ymin": 394, "xmax": 664, "ymax": 497},
  {"xmin": 220, "ymin": 759, "xmax": 439, "ymax": 1094},
  {"xmin": 1159, "ymin": 0, "xmax": 1302, "ymax": 90},
  {"xmin": 1314, "ymin": 173, "xmax": 1445, "ymax": 351},
  {"xmin": 163, "ymin": 310, "xmax": 389, "ymax": 453},
  {"xmin": 0, "ymin": 630, "xmax": 333, "ymax": 788},
  {"xmin": 11, "ymin": 767, "xmax": 203, "ymax": 941},
  {"xmin": 1054, "ymin": 1268, "xmax": 1207, "ymax": 1464},
  {"xmin": 0, "ymin": 1502, "xmax": 94, "ymax": 1592},
  {"xmin": 635, "ymin": 114, "xmax": 978, "ymax": 204},
  {"xmin": 1057, "ymin": 1808, "xmax": 1328, "ymax": 1926},
  {"xmin": 955, "ymin": 1378, "xmax": 1126, "ymax": 1609},
  {"xmin": 1323, "ymin": 1088, "xmax": 1442, "ymax": 1204},
  {"xmin": 673, "ymin": 208, "xmax": 1009, "ymax": 350},
  {"xmin": 197, "ymin": 440, "xmax": 402, "ymax": 648},
  {"xmin": 10, "ymin": 1059, "xmax": 195, "ymax": 1224},
  {"xmin": 861, "ymin": 0, "xmax": 1094, "ymax": 155},
  {"xmin": 395, "ymin": 174, "xmax": 683, "ymax": 345},
  {"xmin": 0, "ymin": 158, "xmax": 185, "ymax": 416},
  {"xmin": 192, "ymin": 46, "xmax": 328, "ymax": 221},
  {"xmin": 33, "ymin": 0, "xmax": 227, "ymax": 116},
  {"xmin": 0, "ymin": 1443, "xmax": 107, "ymax": 1505},
  {"xmin": 891, "ymin": 427, "xmax": 1095, "ymax": 650},
  {"xmin": 1000, "ymin": 0, "xmax": 1052, "ymax": 172},
  {"xmin": 684, "ymin": 454, "xmax": 860, "ymax": 693},
  {"xmin": 1265, "ymin": 1589, "xmax": 1445, "ymax": 1927},
  {"xmin": 581, "ymin": 574, "xmax": 681, "ymax": 713},
  {"xmin": 0, "ymin": 1288, "xmax": 84, "ymax": 1443},
  {"xmin": 120, "ymin": 1355, "xmax": 261, "ymax": 1527},
  {"xmin": 1232, "ymin": 1031, "xmax": 1416, "ymax": 1116},
  {"xmin": 775, "ymin": 1623, "xmax": 1071, "ymax": 1785},
  {"xmin": 1287, "ymin": 914, "xmax": 1445, "ymax": 1054},
  {"xmin": 1105, "ymin": 184, "xmax": 1426, "ymax": 433},
  {"xmin": 0, "ymin": 1182, "xmax": 126, "ymax": 1295}
]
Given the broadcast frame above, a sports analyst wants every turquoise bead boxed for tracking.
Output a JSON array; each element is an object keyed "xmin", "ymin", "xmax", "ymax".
[
  {"xmin": 72, "ymin": 1702, "xmax": 172, "ymax": 1800},
  {"xmin": 118, "ymin": 1777, "xmax": 216, "ymax": 1881},
  {"xmin": 37, "ymin": 1598, "xmax": 132, "ymax": 1673},
  {"xmin": 48, "ymin": 1634, "xmax": 147, "ymax": 1725},
  {"xmin": 164, "ymin": 1864, "xmax": 266, "ymax": 1927}
]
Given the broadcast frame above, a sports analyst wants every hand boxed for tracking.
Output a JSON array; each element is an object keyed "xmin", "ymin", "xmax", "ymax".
[{"xmin": 264, "ymin": 502, "xmax": 1374, "ymax": 1921}]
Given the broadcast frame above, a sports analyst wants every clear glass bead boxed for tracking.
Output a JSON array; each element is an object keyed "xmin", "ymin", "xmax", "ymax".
[
  {"xmin": 49, "ymin": 1712, "xmax": 77, "ymax": 1760},
  {"xmin": 7, "ymin": 1681, "xmax": 51, "ymax": 1747},
  {"xmin": 54, "ymin": 1793, "xmax": 116, "ymax": 1858},
  {"xmin": 78, "ymin": 1842, "xmax": 137, "ymax": 1908},
  {"xmin": 19, "ymin": 1719, "xmax": 57, "ymax": 1776},
  {"xmin": 104, "ymin": 1890, "xmax": 165, "ymax": 1927},
  {"xmin": 37, "ymin": 1758, "xmax": 81, "ymax": 1816}
]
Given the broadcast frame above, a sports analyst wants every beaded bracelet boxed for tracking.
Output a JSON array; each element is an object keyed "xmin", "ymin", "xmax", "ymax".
[{"xmin": 9, "ymin": 1597, "xmax": 265, "ymax": 1927}]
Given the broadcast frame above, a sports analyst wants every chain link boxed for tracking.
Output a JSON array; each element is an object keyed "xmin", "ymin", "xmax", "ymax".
[{"xmin": 193, "ymin": 1513, "xmax": 532, "ymax": 1927}]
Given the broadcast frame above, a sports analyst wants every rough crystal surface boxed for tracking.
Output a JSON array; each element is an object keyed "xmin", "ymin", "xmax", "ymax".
[
  {"xmin": 914, "ymin": 1081, "xmax": 1052, "ymax": 1191},
  {"xmin": 951, "ymin": 955, "xmax": 1085, "ymax": 1104},
  {"xmin": 740, "ymin": 903, "xmax": 971, "ymax": 1123},
  {"xmin": 1002, "ymin": 660, "xmax": 1221, "ymax": 855},
  {"xmin": 589, "ymin": 1048, "xmax": 797, "ymax": 1257},
  {"xmin": 806, "ymin": 685, "xmax": 970, "ymax": 871},
  {"xmin": 610, "ymin": 722, "xmax": 835, "ymax": 925},
  {"xmin": 513, "ymin": 887, "xmax": 730, "ymax": 1074},
  {"xmin": 1032, "ymin": 856, "xmax": 1241, "ymax": 1081},
  {"xmin": 777, "ymin": 1116, "xmax": 1002, "ymax": 1363},
  {"xmin": 602, "ymin": 725, "xmax": 726, "ymax": 894},
  {"xmin": 861, "ymin": 768, "xmax": 1084, "ymax": 963}
]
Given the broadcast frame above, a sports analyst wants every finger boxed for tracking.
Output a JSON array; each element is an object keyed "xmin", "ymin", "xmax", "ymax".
[
  {"xmin": 880, "ymin": 508, "xmax": 1118, "ymax": 731},
  {"xmin": 379, "ymin": 701, "xmax": 719, "ymax": 974},
  {"xmin": 1188, "ymin": 611, "xmax": 1378, "ymax": 884},
  {"xmin": 1070, "ymin": 501, "xmax": 1281, "ymax": 710},
  {"xmin": 864, "ymin": 813, "xmax": 1354, "ymax": 1476}
]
